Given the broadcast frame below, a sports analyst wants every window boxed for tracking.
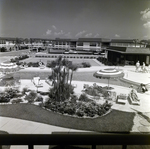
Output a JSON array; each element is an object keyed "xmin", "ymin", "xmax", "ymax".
[
  {"xmin": 90, "ymin": 42, "xmax": 96, "ymax": 46},
  {"xmin": 77, "ymin": 42, "xmax": 83, "ymax": 46}
]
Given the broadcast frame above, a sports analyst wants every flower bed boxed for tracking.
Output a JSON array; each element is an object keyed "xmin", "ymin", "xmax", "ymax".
[
  {"xmin": 43, "ymin": 93, "xmax": 112, "ymax": 118},
  {"xmin": 83, "ymin": 83, "xmax": 110, "ymax": 99}
]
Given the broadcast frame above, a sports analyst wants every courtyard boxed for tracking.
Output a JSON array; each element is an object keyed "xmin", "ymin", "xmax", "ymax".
[{"xmin": 0, "ymin": 55, "xmax": 150, "ymax": 136}]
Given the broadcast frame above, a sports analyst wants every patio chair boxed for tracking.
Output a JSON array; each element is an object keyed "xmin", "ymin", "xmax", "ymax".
[
  {"xmin": 128, "ymin": 93, "xmax": 140, "ymax": 105},
  {"xmin": 32, "ymin": 77, "xmax": 43, "ymax": 87},
  {"xmin": 116, "ymin": 93, "xmax": 127, "ymax": 104},
  {"xmin": 107, "ymin": 91, "xmax": 117, "ymax": 101}
]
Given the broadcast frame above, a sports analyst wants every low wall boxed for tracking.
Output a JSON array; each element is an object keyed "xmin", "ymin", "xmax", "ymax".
[{"xmin": 35, "ymin": 53, "xmax": 99, "ymax": 59}]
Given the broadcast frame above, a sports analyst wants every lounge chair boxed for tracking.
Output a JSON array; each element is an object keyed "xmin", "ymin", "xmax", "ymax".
[
  {"xmin": 32, "ymin": 77, "xmax": 43, "ymax": 87},
  {"xmin": 116, "ymin": 93, "xmax": 127, "ymax": 104},
  {"xmin": 128, "ymin": 94, "xmax": 140, "ymax": 105}
]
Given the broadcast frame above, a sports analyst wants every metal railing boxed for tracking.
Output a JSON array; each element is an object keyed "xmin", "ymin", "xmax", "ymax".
[{"xmin": 0, "ymin": 133, "xmax": 150, "ymax": 149}]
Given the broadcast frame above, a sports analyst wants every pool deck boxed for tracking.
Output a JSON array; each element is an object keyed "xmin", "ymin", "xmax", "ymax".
[{"xmin": 0, "ymin": 65, "xmax": 150, "ymax": 142}]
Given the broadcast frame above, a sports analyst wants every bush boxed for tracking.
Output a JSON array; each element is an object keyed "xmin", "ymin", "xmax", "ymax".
[
  {"xmin": 35, "ymin": 95, "xmax": 43, "ymax": 102},
  {"xmin": 11, "ymin": 98, "xmax": 23, "ymax": 104},
  {"xmin": 32, "ymin": 62, "xmax": 39, "ymax": 67},
  {"xmin": 70, "ymin": 95, "xmax": 78, "ymax": 103},
  {"xmin": 76, "ymin": 109, "xmax": 84, "ymax": 117},
  {"xmin": 27, "ymin": 62, "xmax": 33, "ymax": 67},
  {"xmin": 4, "ymin": 87, "xmax": 19, "ymax": 98},
  {"xmin": 78, "ymin": 93, "xmax": 91, "ymax": 102},
  {"xmin": 0, "ymin": 93, "xmax": 10, "ymax": 103},
  {"xmin": 0, "ymin": 47, "xmax": 7, "ymax": 52},
  {"xmin": 24, "ymin": 91, "xmax": 37, "ymax": 103},
  {"xmin": 82, "ymin": 62, "xmax": 91, "ymax": 68},
  {"xmin": 0, "ymin": 87, "xmax": 19, "ymax": 103},
  {"xmin": 85, "ymin": 87, "xmax": 99, "ymax": 96},
  {"xmin": 64, "ymin": 105, "xmax": 76, "ymax": 115},
  {"xmin": 22, "ymin": 87, "xmax": 29, "ymax": 95}
]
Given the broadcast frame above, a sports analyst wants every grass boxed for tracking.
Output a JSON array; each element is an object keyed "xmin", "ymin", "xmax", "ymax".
[
  {"xmin": 21, "ymin": 57, "xmax": 100, "ymax": 66},
  {"xmin": 14, "ymin": 66, "xmax": 132, "ymax": 88},
  {"xmin": 73, "ymin": 72, "xmax": 132, "ymax": 88},
  {"xmin": 0, "ymin": 104, "xmax": 135, "ymax": 132}
]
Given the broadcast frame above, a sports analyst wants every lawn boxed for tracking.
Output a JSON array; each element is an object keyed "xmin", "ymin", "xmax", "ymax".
[
  {"xmin": 21, "ymin": 57, "xmax": 100, "ymax": 66},
  {"xmin": 14, "ymin": 69, "xmax": 131, "ymax": 87},
  {"xmin": 0, "ymin": 104, "xmax": 135, "ymax": 132},
  {"xmin": 73, "ymin": 72, "xmax": 132, "ymax": 88}
]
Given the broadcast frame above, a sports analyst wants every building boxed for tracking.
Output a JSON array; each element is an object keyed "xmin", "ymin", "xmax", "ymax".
[
  {"xmin": 0, "ymin": 37, "xmax": 16, "ymax": 51},
  {"xmin": 105, "ymin": 39, "xmax": 150, "ymax": 65}
]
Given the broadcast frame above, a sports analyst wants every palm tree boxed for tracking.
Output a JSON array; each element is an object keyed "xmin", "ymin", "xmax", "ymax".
[
  {"xmin": 48, "ymin": 56, "xmax": 78, "ymax": 101},
  {"xmin": 69, "ymin": 64, "xmax": 78, "ymax": 85}
]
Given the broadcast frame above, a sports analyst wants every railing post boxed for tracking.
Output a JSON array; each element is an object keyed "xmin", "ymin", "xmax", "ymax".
[
  {"xmin": 122, "ymin": 145, "xmax": 127, "ymax": 149},
  {"xmin": 92, "ymin": 144, "xmax": 96, "ymax": 149},
  {"xmin": 28, "ymin": 144, "xmax": 34, "ymax": 149}
]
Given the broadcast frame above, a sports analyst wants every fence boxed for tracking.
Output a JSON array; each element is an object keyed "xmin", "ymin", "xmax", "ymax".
[{"xmin": 0, "ymin": 133, "xmax": 150, "ymax": 149}]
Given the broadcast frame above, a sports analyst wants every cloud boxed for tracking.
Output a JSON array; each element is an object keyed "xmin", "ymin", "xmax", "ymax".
[
  {"xmin": 140, "ymin": 8, "xmax": 150, "ymax": 28},
  {"xmin": 75, "ymin": 30, "xmax": 86, "ymax": 37},
  {"xmin": 46, "ymin": 29, "xmax": 52, "ymax": 35},
  {"xmin": 94, "ymin": 33, "xmax": 99, "ymax": 38},
  {"xmin": 64, "ymin": 32, "xmax": 71, "ymax": 37},
  {"xmin": 52, "ymin": 25, "xmax": 57, "ymax": 30},
  {"xmin": 140, "ymin": 8, "xmax": 150, "ymax": 21},
  {"xmin": 143, "ymin": 35, "xmax": 150, "ymax": 39},
  {"xmin": 143, "ymin": 22, "xmax": 150, "ymax": 28},
  {"xmin": 85, "ymin": 33, "xmax": 92, "ymax": 37},
  {"xmin": 54, "ymin": 30, "xmax": 65, "ymax": 36},
  {"xmin": 115, "ymin": 34, "xmax": 120, "ymax": 38}
]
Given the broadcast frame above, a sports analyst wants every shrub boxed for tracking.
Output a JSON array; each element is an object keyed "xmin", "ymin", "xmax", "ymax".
[
  {"xmin": 0, "ymin": 93, "xmax": 10, "ymax": 103},
  {"xmin": 35, "ymin": 95, "xmax": 43, "ymax": 102},
  {"xmin": 0, "ymin": 47, "xmax": 7, "ymax": 52},
  {"xmin": 16, "ymin": 61, "xmax": 23, "ymax": 66},
  {"xmin": 11, "ymin": 98, "xmax": 23, "ymax": 104},
  {"xmin": 83, "ymin": 101, "xmax": 97, "ymax": 117},
  {"xmin": 24, "ymin": 90, "xmax": 37, "ymax": 103},
  {"xmin": 64, "ymin": 105, "xmax": 76, "ymax": 115},
  {"xmin": 0, "ymin": 87, "xmax": 19, "ymax": 103},
  {"xmin": 22, "ymin": 87, "xmax": 29, "ymax": 95},
  {"xmin": 32, "ymin": 62, "xmax": 39, "ymax": 67},
  {"xmin": 82, "ymin": 62, "xmax": 91, "ymax": 68},
  {"xmin": 78, "ymin": 93, "xmax": 91, "ymax": 102},
  {"xmin": 85, "ymin": 87, "xmax": 99, "ymax": 96},
  {"xmin": 4, "ymin": 87, "xmax": 19, "ymax": 98},
  {"xmin": 70, "ymin": 95, "xmax": 78, "ymax": 103},
  {"xmin": 76, "ymin": 109, "xmax": 84, "ymax": 117},
  {"xmin": 27, "ymin": 62, "xmax": 33, "ymax": 67}
]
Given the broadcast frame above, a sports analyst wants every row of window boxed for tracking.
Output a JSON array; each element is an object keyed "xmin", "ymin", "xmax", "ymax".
[{"xmin": 110, "ymin": 43, "xmax": 145, "ymax": 47}]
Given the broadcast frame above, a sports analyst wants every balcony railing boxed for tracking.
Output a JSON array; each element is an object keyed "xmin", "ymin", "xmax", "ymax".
[{"xmin": 0, "ymin": 133, "xmax": 150, "ymax": 149}]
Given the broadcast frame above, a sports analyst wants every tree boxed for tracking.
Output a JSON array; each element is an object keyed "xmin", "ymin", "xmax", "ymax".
[
  {"xmin": 69, "ymin": 64, "xmax": 78, "ymax": 85},
  {"xmin": 48, "ymin": 56, "xmax": 78, "ymax": 102}
]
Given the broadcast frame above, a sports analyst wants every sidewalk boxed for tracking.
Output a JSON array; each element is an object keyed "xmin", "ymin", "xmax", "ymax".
[{"xmin": 0, "ymin": 116, "xmax": 90, "ymax": 134}]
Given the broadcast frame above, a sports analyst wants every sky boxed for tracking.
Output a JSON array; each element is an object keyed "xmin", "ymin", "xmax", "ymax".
[{"xmin": 0, "ymin": 0, "xmax": 150, "ymax": 39}]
